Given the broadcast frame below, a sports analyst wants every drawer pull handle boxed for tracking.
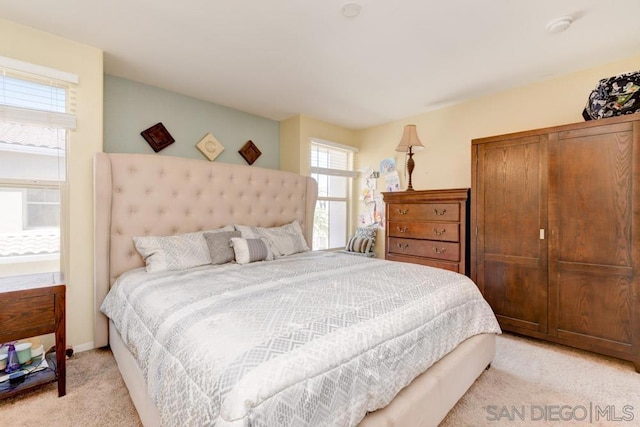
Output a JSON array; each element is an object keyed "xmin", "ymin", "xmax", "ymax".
[
  {"xmin": 397, "ymin": 208, "xmax": 409, "ymax": 215},
  {"xmin": 433, "ymin": 208, "xmax": 447, "ymax": 216},
  {"xmin": 433, "ymin": 247, "xmax": 446, "ymax": 254},
  {"xmin": 397, "ymin": 243, "xmax": 409, "ymax": 249},
  {"xmin": 397, "ymin": 226, "xmax": 409, "ymax": 233},
  {"xmin": 433, "ymin": 228, "xmax": 446, "ymax": 236}
]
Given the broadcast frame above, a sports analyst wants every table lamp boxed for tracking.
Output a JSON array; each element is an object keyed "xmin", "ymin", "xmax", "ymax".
[{"xmin": 395, "ymin": 124, "xmax": 424, "ymax": 191}]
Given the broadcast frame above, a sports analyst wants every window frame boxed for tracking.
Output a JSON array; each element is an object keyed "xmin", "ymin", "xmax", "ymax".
[
  {"xmin": 310, "ymin": 138, "xmax": 358, "ymax": 251},
  {"xmin": 0, "ymin": 58, "xmax": 76, "ymax": 279}
]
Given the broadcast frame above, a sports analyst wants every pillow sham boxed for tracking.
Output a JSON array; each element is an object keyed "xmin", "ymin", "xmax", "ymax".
[
  {"xmin": 230, "ymin": 237, "xmax": 273, "ymax": 264},
  {"xmin": 133, "ymin": 231, "xmax": 211, "ymax": 273},
  {"xmin": 203, "ymin": 230, "xmax": 241, "ymax": 265},
  {"xmin": 234, "ymin": 220, "xmax": 309, "ymax": 257}
]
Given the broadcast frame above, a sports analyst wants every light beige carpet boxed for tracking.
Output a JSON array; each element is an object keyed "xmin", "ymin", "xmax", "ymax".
[
  {"xmin": 1, "ymin": 334, "xmax": 638, "ymax": 426},
  {"xmin": 441, "ymin": 334, "xmax": 640, "ymax": 426},
  {"xmin": 0, "ymin": 348, "xmax": 141, "ymax": 426}
]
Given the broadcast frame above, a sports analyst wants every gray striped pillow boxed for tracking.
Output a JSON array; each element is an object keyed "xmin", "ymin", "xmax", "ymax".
[
  {"xmin": 230, "ymin": 237, "xmax": 273, "ymax": 264},
  {"xmin": 346, "ymin": 236, "xmax": 374, "ymax": 254}
]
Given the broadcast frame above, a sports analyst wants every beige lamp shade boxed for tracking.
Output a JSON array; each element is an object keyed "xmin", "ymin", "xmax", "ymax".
[{"xmin": 395, "ymin": 124, "xmax": 425, "ymax": 152}]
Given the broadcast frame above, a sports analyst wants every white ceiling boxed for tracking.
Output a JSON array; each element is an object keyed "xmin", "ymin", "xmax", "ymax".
[{"xmin": 1, "ymin": 0, "xmax": 639, "ymax": 129}]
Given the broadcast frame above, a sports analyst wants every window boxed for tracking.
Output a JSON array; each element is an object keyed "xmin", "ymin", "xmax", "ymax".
[
  {"xmin": 0, "ymin": 58, "xmax": 76, "ymax": 282},
  {"xmin": 24, "ymin": 188, "xmax": 61, "ymax": 229},
  {"xmin": 310, "ymin": 139, "xmax": 358, "ymax": 250}
]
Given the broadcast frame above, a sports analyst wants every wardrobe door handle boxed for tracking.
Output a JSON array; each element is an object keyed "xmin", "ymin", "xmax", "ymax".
[
  {"xmin": 433, "ymin": 228, "xmax": 446, "ymax": 236},
  {"xmin": 433, "ymin": 208, "xmax": 447, "ymax": 216}
]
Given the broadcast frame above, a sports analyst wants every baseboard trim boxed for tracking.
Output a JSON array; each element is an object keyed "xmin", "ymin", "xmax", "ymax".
[{"xmin": 73, "ymin": 341, "xmax": 94, "ymax": 353}]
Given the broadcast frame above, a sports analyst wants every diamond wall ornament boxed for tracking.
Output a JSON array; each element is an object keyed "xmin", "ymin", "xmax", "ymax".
[
  {"xmin": 140, "ymin": 122, "xmax": 175, "ymax": 153},
  {"xmin": 238, "ymin": 140, "xmax": 261, "ymax": 165},
  {"xmin": 196, "ymin": 133, "xmax": 224, "ymax": 161}
]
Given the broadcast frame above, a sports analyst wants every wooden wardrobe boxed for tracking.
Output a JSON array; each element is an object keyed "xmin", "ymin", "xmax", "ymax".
[{"xmin": 471, "ymin": 114, "xmax": 640, "ymax": 372}]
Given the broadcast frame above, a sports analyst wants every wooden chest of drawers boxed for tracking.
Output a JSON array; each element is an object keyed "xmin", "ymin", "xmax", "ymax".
[{"xmin": 382, "ymin": 189, "xmax": 470, "ymax": 275}]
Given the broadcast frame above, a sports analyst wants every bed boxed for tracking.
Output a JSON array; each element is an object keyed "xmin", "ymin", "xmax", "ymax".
[{"xmin": 93, "ymin": 152, "xmax": 500, "ymax": 426}]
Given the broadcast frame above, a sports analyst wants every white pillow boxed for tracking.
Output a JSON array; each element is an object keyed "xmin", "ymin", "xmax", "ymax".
[
  {"xmin": 230, "ymin": 237, "xmax": 273, "ymax": 264},
  {"xmin": 234, "ymin": 220, "xmax": 309, "ymax": 257},
  {"xmin": 133, "ymin": 226, "xmax": 234, "ymax": 272}
]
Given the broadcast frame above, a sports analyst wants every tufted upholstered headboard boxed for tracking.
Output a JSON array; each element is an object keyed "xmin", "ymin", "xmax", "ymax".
[{"xmin": 93, "ymin": 152, "xmax": 317, "ymax": 347}]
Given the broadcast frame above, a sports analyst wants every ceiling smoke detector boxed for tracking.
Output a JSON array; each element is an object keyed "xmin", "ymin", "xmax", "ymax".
[
  {"xmin": 546, "ymin": 16, "xmax": 573, "ymax": 34},
  {"xmin": 341, "ymin": 2, "xmax": 362, "ymax": 18}
]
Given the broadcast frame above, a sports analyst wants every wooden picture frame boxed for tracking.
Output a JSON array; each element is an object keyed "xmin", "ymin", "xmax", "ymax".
[
  {"xmin": 238, "ymin": 140, "xmax": 262, "ymax": 165},
  {"xmin": 141, "ymin": 122, "xmax": 175, "ymax": 153}
]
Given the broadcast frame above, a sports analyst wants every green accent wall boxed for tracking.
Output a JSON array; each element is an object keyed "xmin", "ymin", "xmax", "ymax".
[{"xmin": 104, "ymin": 75, "xmax": 279, "ymax": 169}]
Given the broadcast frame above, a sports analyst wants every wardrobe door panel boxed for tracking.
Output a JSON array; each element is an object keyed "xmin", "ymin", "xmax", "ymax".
[
  {"xmin": 474, "ymin": 136, "xmax": 548, "ymax": 333},
  {"xmin": 483, "ymin": 260, "xmax": 546, "ymax": 331},
  {"xmin": 555, "ymin": 126, "xmax": 633, "ymax": 267},
  {"xmin": 549, "ymin": 123, "xmax": 634, "ymax": 350},
  {"xmin": 556, "ymin": 269, "xmax": 632, "ymax": 352}
]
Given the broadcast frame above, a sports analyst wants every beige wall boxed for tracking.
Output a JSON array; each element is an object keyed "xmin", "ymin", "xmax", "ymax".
[
  {"xmin": 356, "ymin": 55, "xmax": 640, "ymax": 257},
  {"xmin": 280, "ymin": 115, "xmax": 302, "ymax": 174},
  {"xmin": 280, "ymin": 114, "xmax": 358, "ymax": 176},
  {"xmin": 0, "ymin": 19, "xmax": 104, "ymax": 350}
]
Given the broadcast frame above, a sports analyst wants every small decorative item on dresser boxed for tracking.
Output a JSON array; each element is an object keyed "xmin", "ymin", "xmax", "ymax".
[
  {"xmin": 140, "ymin": 122, "xmax": 175, "ymax": 153},
  {"xmin": 238, "ymin": 140, "xmax": 262, "ymax": 165},
  {"xmin": 196, "ymin": 133, "xmax": 225, "ymax": 161}
]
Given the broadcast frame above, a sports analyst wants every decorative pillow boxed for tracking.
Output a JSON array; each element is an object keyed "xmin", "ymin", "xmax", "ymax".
[
  {"xmin": 345, "ymin": 236, "xmax": 375, "ymax": 254},
  {"xmin": 355, "ymin": 226, "xmax": 377, "ymax": 241},
  {"xmin": 230, "ymin": 237, "xmax": 273, "ymax": 264},
  {"xmin": 133, "ymin": 231, "xmax": 211, "ymax": 273},
  {"xmin": 203, "ymin": 230, "xmax": 241, "ymax": 265},
  {"xmin": 343, "ymin": 226, "xmax": 377, "ymax": 256},
  {"xmin": 235, "ymin": 220, "xmax": 309, "ymax": 257}
]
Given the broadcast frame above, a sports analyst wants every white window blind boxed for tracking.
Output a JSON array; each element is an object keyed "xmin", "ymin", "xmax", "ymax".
[
  {"xmin": 0, "ymin": 72, "xmax": 76, "ymax": 130},
  {"xmin": 310, "ymin": 139, "xmax": 358, "ymax": 178},
  {"xmin": 0, "ymin": 67, "xmax": 76, "ymax": 182}
]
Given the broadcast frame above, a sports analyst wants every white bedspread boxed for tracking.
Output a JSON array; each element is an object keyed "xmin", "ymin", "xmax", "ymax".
[{"xmin": 101, "ymin": 251, "xmax": 500, "ymax": 426}]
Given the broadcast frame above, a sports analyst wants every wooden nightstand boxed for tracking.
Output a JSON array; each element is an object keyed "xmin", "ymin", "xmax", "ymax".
[{"xmin": 0, "ymin": 283, "xmax": 66, "ymax": 397}]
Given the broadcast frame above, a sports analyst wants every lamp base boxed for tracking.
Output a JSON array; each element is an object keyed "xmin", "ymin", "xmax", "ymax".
[{"xmin": 406, "ymin": 150, "xmax": 416, "ymax": 191}]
